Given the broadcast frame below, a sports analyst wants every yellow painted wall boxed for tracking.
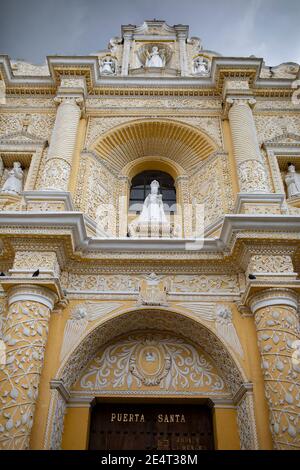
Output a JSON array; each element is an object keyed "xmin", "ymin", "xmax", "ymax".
[
  {"xmin": 62, "ymin": 406, "xmax": 91, "ymax": 450},
  {"xmin": 213, "ymin": 407, "xmax": 240, "ymax": 450}
]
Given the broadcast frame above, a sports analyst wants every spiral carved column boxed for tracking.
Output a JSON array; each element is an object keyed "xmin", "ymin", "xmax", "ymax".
[
  {"xmin": 42, "ymin": 96, "xmax": 82, "ymax": 191},
  {"xmin": 227, "ymin": 98, "xmax": 269, "ymax": 193},
  {"xmin": 249, "ymin": 289, "xmax": 300, "ymax": 449},
  {"xmin": 0, "ymin": 285, "xmax": 57, "ymax": 449}
]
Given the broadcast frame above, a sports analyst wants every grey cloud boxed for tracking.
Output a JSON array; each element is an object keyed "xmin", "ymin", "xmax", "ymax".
[{"xmin": 0, "ymin": 0, "xmax": 299, "ymax": 65}]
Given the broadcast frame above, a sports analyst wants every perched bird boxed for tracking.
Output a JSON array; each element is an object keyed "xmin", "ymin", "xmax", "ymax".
[
  {"xmin": 248, "ymin": 274, "xmax": 256, "ymax": 280},
  {"xmin": 32, "ymin": 269, "xmax": 40, "ymax": 277},
  {"xmin": 0, "ymin": 272, "xmax": 5, "ymax": 277}
]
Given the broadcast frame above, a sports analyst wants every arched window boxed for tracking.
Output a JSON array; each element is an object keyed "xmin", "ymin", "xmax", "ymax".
[{"xmin": 129, "ymin": 170, "xmax": 176, "ymax": 213}]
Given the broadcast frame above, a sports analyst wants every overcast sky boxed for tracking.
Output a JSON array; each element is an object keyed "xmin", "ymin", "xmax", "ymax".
[{"xmin": 0, "ymin": 0, "xmax": 299, "ymax": 66}]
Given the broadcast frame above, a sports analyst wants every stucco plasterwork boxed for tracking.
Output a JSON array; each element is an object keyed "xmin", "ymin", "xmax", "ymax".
[
  {"xmin": 75, "ymin": 332, "xmax": 227, "ymax": 394},
  {"xmin": 0, "ymin": 298, "xmax": 51, "ymax": 450},
  {"xmin": 86, "ymin": 97, "xmax": 222, "ymax": 110},
  {"xmin": 255, "ymin": 115, "xmax": 300, "ymax": 144},
  {"xmin": 1, "ymin": 18, "xmax": 300, "ymax": 452},
  {"xmin": 57, "ymin": 309, "xmax": 246, "ymax": 397},
  {"xmin": 190, "ymin": 153, "xmax": 234, "ymax": 227},
  {"xmin": 0, "ymin": 113, "xmax": 55, "ymax": 140}
]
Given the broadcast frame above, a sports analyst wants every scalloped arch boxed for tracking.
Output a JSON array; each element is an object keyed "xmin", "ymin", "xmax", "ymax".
[{"xmin": 91, "ymin": 119, "xmax": 217, "ymax": 174}]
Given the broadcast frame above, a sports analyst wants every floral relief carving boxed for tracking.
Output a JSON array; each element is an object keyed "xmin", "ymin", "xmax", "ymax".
[
  {"xmin": 238, "ymin": 160, "xmax": 269, "ymax": 192},
  {"xmin": 58, "ymin": 310, "xmax": 244, "ymax": 397},
  {"xmin": 255, "ymin": 305, "xmax": 300, "ymax": 449},
  {"xmin": 77, "ymin": 333, "xmax": 226, "ymax": 393},
  {"xmin": 0, "ymin": 300, "xmax": 51, "ymax": 450}
]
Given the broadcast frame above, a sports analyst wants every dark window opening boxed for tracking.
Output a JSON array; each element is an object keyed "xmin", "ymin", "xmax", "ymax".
[{"xmin": 129, "ymin": 170, "xmax": 176, "ymax": 214}]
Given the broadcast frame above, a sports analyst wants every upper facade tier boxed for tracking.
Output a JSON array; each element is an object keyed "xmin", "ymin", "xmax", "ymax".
[{"xmin": 0, "ymin": 20, "xmax": 299, "ymax": 98}]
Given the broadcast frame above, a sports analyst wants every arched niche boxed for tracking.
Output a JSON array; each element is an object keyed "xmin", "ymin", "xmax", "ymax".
[{"xmin": 44, "ymin": 308, "xmax": 258, "ymax": 450}]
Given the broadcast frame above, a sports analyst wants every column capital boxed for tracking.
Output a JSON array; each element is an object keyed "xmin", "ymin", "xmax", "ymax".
[
  {"xmin": 248, "ymin": 287, "xmax": 299, "ymax": 314},
  {"xmin": 223, "ymin": 96, "xmax": 256, "ymax": 117},
  {"xmin": 6, "ymin": 284, "xmax": 58, "ymax": 310},
  {"xmin": 53, "ymin": 94, "xmax": 85, "ymax": 116}
]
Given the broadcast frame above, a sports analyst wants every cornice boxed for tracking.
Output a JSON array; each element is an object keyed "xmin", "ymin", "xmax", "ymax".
[
  {"xmin": 0, "ymin": 55, "xmax": 295, "ymax": 99},
  {"xmin": 1, "ymin": 212, "xmax": 300, "ymax": 262}
]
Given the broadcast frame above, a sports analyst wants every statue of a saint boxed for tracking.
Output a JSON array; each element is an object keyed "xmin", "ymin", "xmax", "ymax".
[
  {"xmin": 193, "ymin": 56, "xmax": 209, "ymax": 75},
  {"xmin": 285, "ymin": 163, "xmax": 300, "ymax": 198},
  {"xmin": 1, "ymin": 162, "xmax": 24, "ymax": 195},
  {"xmin": 146, "ymin": 46, "xmax": 164, "ymax": 68},
  {"xmin": 138, "ymin": 180, "xmax": 168, "ymax": 224},
  {"xmin": 100, "ymin": 57, "xmax": 115, "ymax": 75},
  {"xmin": 129, "ymin": 180, "xmax": 171, "ymax": 237}
]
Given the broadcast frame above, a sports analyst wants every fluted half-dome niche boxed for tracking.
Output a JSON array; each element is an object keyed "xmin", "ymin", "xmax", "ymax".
[{"xmin": 91, "ymin": 119, "xmax": 217, "ymax": 174}]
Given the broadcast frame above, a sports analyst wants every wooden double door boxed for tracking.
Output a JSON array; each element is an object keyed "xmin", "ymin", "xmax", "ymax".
[{"xmin": 89, "ymin": 402, "xmax": 214, "ymax": 450}]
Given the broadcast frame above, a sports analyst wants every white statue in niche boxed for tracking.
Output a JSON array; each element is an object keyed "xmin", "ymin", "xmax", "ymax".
[
  {"xmin": 285, "ymin": 163, "xmax": 300, "ymax": 198},
  {"xmin": 193, "ymin": 56, "xmax": 209, "ymax": 75},
  {"xmin": 145, "ymin": 46, "xmax": 165, "ymax": 67},
  {"xmin": 129, "ymin": 180, "xmax": 172, "ymax": 238},
  {"xmin": 138, "ymin": 180, "xmax": 168, "ymax": 224},
  {"xmin": 100, "ymin": 57, "xmax": 116, "ymax": 75},
  {"xmin": 1, "ymin": 162, "xmax": 24, "ymax": 195}
]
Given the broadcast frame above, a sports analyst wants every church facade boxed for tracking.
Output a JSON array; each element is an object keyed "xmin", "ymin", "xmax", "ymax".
[{"xmin": 0, "ymin": 20, "xmax": 300, "ymax": 450}]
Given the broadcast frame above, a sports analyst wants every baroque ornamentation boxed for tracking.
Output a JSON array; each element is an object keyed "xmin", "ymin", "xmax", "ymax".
[
  {"xmin": 41, "ymin": 159, "xmax": 70, "ymax": 191},
  {"xmin": 0, "ymin": 300, "xmax": 51, "ymax": 450},
  {"xmin": 48, "ymin": 391, "xmax": 67, "ymax": 450},
  {"xmin": 247, "ymin": 255, "xmax": 294, "ymax": 275},
  {"xmin": 78, "ymin": 333, "xmax": 226, "ymax": 393},
  {"xmin": 0, "ymin": 113, "xmax": 55, "ymax": 140},
  {"xmin": 237, "ymin": 393, "xmax": 259, "ymax": 450},
  {"xmin": 60, "ymin": 302, "xmax": 123, "ymax": 360},
  {"xmin": 176, "ymin": 302, "xmax": 244, "ymax": 357},
  {"xmin": 57, "ymin": 310, "xmax": 245, "ymax": 397},
  {"xmin": 238, "ymin": 160, "xmax": 269, "ymax": 192},
  {"xmin": 12, "ymin": 251, "xmax": 60, "ymax": 277},
  {"xmin": 253, "ymin": 301, "xmax": 300, "ymax": 449},
  {"xmin": 190, "ymin": 153, "xmax": 234, "ymax": 228}
]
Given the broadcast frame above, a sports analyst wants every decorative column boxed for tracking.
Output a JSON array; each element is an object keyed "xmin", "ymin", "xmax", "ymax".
[
  {"xmin": 42, "ymin": 97, "xmax": 82, "ymax": 190},
  {"xmin": 176, "ymin": 31, "xmax": 188, "ymax": 76},
  {"xmin": 249, "ymin": 288, "xmax": 300, "ymax": 449},
  {"xmin": 0, "ymin": 285, "xmax": 57, "ymax": 449},
  {"xmin": 121, "ymin": 31, "xmax": 133, "ymax": 76},
  {"xmin": 224, "ymin": 80, "xmax": 269, "ymax": 193}
]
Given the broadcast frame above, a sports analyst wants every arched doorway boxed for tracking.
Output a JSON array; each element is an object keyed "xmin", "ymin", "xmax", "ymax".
[{"xmin": 45, "ymin": 308, "xmax": 258, "ymax": 450}]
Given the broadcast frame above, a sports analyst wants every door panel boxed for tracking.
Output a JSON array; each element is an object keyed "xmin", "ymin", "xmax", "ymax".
[{"xmin": 89, "ymin": 402, "xmax": 214, "ymax": 450}]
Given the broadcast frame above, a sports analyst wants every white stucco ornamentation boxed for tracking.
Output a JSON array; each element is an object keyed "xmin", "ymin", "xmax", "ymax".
[
  {"xmin": 250, "ymin": 290, "xmax": 300, "ymax": 450},
  {"xmin": 0, "ymin": 288, "xmax": 55, "ymax": 450},
  {"xmin": 79, "ymin": 333, "xmax": 225, "ymax": 393},
  {"xmin": 42, "ymin": 97, "xmax": 82, "ymax": 190},
  {"xmin": 228, "ymin": 98, "xmax": 269, "ymax": 193}
]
